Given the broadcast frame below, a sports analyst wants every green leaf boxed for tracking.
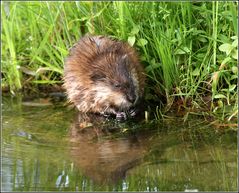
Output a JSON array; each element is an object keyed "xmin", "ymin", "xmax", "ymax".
[
  {"xmin": 231, "ymin": 75, "xmax": 238, "ymax": 80},
  {"xmin": 229, "ymin": 84, "xmax": 236, "ymax": 92},
  {"xmin": 221, "ymin": 57, "xmax": 231, "ymax": 65},
  {"xmin": 128, "ymin": 36, "xmax": 135, "ymax": 46},
  {"xmin": 217, "ymin": 100, "xmax": 223, "ymax": 108},
  {"xmin": 192, "ymin": 68, "xmax": 200, "ymax": 76},
  {"xmin": 198, "ymin": 37, "xmax": 207, "ymax": 42},
  {"xmin": 231, "ymin": 49, "xmax": 238, "ymax": 60},
  {"xmin": 174, "ymin": 49, "xmax": 185, "ymax": 55},
  {"xmin": 183, "ymin": 47, "xmax": 191, "ymax": 53},
  {"xmin": 145, "ymin": 59, "xmax": 160, "ymax": 72},
  {"xmin": 140, "ymin": 56, "xmax": 147, "ymax": 61},
  {"xmin": 232, "ymin": 39, "xmax": 238, "ymax": 47},
  {"xmin": 137, "ymin": 38, "xmax": 148, "ymax": 47},
  {"xmin": 231, "ymin": 36, "xmax": 238, "ymax": 40},
  {"xmin": 192, "ymin": 29, "xmax": 206, "ymax": 35},
  {"xmin": 214, "ymin": 94, "xmax": 227, "ymax": 99},
  {"xmin": 175, "ymin": 47, "xmax": 191, "ymax": 55},
  {"xmin": 231, "ymin": 66, "xmax": 238, "ymax": 75},
  {"xmin": 219, "ymin": 43, "xmax": 234, "ymax": 55},
  {"xmin": 130, "ymin": 25, "xmax": 140, "ymax": 35}
]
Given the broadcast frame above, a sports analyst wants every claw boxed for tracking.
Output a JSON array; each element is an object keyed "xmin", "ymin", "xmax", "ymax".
[
  {"xmin": 129, "ymin": 108, "xmax": 137, "ymax": 117},
  {"xmin": 116, "ymin": 112, "xmax": 127, "ymax": 121}
]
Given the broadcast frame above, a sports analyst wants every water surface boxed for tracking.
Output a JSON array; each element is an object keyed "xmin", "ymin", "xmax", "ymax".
[{"xmin": 2, "ymin": 96, "xmax": 238, "ymax": 191}]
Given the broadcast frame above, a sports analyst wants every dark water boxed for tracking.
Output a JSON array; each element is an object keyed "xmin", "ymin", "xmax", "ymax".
[{"xmin": 1, "ymin": 96, "xmax": 238, "ymax": 191}]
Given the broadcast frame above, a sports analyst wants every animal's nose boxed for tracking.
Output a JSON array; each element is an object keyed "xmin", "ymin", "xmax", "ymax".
[{"xmin": 127, "ymin": 93, "xmax": 136, "ymax": 103}]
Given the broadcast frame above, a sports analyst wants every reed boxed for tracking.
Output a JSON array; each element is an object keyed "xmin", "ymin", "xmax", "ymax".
[{"xmin": 1, "ymin": 1, "xmax": 238, "ymax": 121}]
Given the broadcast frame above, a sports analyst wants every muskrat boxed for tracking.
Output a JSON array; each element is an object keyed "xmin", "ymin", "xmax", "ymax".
[{"xmin": 63, "ymin": 35, "xmax": 145, "ymax": 120}]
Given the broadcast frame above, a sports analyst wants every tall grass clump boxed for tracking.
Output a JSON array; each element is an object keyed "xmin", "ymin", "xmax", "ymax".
[{"xmin": 1, "ymin": 1, "xmax": 238, "ymax": 121}]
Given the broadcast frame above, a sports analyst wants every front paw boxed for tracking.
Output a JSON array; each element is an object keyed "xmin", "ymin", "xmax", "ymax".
[
  {"xmin": 116, "ymin": 112, "xmax": 127, "ymax": 121},
  {"xmin": 115, "ymin": 108, "xmax": 137, "ymax": 121},
  {"xmin": 128, "ymin": 108, "xmax": 137, "ymax": 117}
]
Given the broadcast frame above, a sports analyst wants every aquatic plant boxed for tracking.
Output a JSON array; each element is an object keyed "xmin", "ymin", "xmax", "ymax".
[{"xmin": 1, "ymin": 1, "xmax": 238, "ymax": 121}]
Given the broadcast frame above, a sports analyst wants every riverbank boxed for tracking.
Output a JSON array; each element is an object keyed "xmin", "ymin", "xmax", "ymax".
[{"xmin": 2, "ymin": 1, "xmax": 238, "ymax": 122}]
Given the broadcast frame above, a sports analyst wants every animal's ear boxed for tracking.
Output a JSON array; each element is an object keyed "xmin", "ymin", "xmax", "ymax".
[{"xmin": 90, "ymin": 72, "xmax": 106, "ymax": 81}]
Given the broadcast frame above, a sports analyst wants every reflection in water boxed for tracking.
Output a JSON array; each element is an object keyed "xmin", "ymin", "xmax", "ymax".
[
  {"xmin": 67, "ymin": 112, "xmax": 238, "ymax": 190},
  {"xmin": 55, "ymin": 170, "xmax": 69, "ymax": 189},
  {"xmin": 1, "ymin": 96, "xmax": 238, "ymax": 191},
  {"xmin": 68, "ymin": 113, "xmax": 152, "ymax": 185}
]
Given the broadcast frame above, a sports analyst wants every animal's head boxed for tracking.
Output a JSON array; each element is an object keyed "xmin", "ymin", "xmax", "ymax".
[{"xmin": 90, "ymin": 54, "xmax": 140, "ymax": 111}]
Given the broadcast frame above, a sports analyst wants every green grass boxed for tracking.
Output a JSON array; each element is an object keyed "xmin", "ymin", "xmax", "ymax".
[{"xmin": 1, "ymin": 1, "xmax": 238, "ymax": 121}]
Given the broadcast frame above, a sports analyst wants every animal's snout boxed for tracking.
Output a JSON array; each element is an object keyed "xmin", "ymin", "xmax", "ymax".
[{"xmin": 126, "ymin": 93, "xmax": 136, "ymax": 104}]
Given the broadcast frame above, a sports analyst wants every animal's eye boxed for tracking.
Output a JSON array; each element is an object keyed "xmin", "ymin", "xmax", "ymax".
[
  {"xmin": 114, "ymin": 83, "xmax": 121, "ymax": 88},
  {"xmin": 90, "ymin": 72, "xmax": 106, "ymax": 81}
]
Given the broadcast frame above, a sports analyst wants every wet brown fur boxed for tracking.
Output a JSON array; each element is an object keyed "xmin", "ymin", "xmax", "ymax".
[{"xmin": 63, "ymin": 35, "xmax": 145, "ymax": 115}]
